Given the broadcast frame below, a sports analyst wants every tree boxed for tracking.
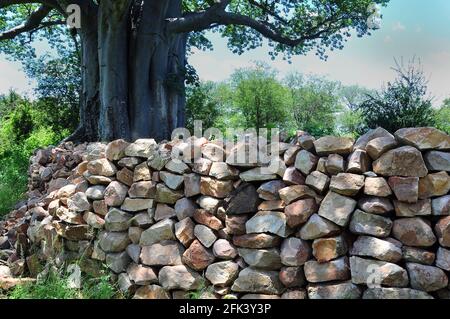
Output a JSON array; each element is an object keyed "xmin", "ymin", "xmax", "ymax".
[
  {"xmin": 285, "ymin": 73, "xmax": 341, "ymax": 137},
  {"xmin": 357, "ymin": 59, "xmax": 436, "ymax": 133},
  {"xmin": 0, "ymin": 0, "xmax": 389, "ymax": 142},
  {"xmin": 185, "ymin": 81, "xmax": 221, "ymax": 132},
  {"xmin": 434, "ymin": 98, "xmax": 450, "ymax": 134}
]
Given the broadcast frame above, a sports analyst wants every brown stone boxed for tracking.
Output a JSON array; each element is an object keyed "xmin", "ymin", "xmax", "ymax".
[
  {"xmin": 283, "ymin": 166, "xmax": 306, "ymax": 185},
  {"xmin": 366, "ymin": 136, "xmax": 398, "ymax": 160},
  {"xmin": 193, "ymin": 209, "xmax": 223, "ymax": 231},
  {"xmin": 347, "ymin": 150, "xmax": 370, "ymax": 174},
  {"xmin": 233, "ymin": 233, "xmax": 282, "ymax": 249},
  {"xmin": 393, "ymin": 218, "xmax": 436, "ymax": 247},
  {"xmin": 388, "ymin": 176, "xmax": 419, "ymax": 203},
  {"xmin": 284, "ymin": 198, "xmax": 318, "ymax": 228},
  {"xmin": 182, "ymin": 240, "xmax": 215, "ymax": 271},
  {"xmin": 279, "ymin": 267, "xmax": 305, "ymax": 288},
  {"xmin": 373, "ymin": 146, "xmax": 428, "ymax": 177},
  {"xmin": 325, "ymin": 154, "xmax": 345, "ymax": 175},
  {"xmin": 419, "ymin": 171, "xmax": 450, "ymax": 199},
  {"xmin": 395, "ymin": 127, "xmax": 450, "ymax": 151},
  {"xmin": 330, "ymin": 173, "xmax": 365, "ymax": 196},
  {"xmin": 364, "ymin": 177, "xmax": 392, "ymax": 197},
  {"xmin": 435, "ymin": 216, "xmax": 450, "ymax": 247},
  {"xmin": 174, "ymin": 217, "xmax": 195, "ymax": 247},
  {"xmin": 312, "ymin": 235, "xmax": 348, "ymax": 263}
]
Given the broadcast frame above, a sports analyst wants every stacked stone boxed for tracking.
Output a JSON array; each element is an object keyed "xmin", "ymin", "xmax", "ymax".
[{"xmin": 1, "ymin": 127, "xmax": 450, "ymax": 299}]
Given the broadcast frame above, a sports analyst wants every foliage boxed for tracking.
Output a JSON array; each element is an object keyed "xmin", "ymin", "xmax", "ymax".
[
  {"xmin": 434, "ymin": 99, "xmax": 450, "ymax": 134},
  {"xmin": 357, "ymin": 60, "xmax": 436, "ymax": 133}
]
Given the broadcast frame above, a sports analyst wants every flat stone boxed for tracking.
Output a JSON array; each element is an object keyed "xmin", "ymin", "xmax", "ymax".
[
  {"xmin": 349, "ymin": 209, "xmax": 393, "ymax": 238},
  {"xmin": 127, "ymin": 263, "xmax": 158, "ymax": 285},
  {"xmin": 419, "ymin": 172, "xmax": 450, "ymax": 199},
  {"xmin": 424, "ymin": 151, "xmax": 450, "ymax": 172},
  {"xmin": 87, "ymin": 158, "xmax": 117, "ymax": 177},
  {"xmin": 174, "ymin": 217, "xmax": 195, "ymax": 247},
  {"xmin": 104, "ymin": 181, "xmax": 129, "ymax": 207},
  {"xmin": 312, "ymin": 235, "xmax": 348, "ymax": 263},
  {"xmin": 366, "ymin": 136, "xmax": 398, "ymax": 160},
  {"xmin": 298, "ymin": 214, "xmax": 340, "ymax": 240},
  {"xmin": 231, "ymin": 267, "xmax": 284, "ymax": 294},
  {"xmin": 139, "ymin": 219, "xmax": 175, "ymax": 246},
  {"xmin": 159, "ymin": 265, "xmax": 205, "ymax": 291},
  {"xmin": 154, "ymin": 204, "xmax": 176, "ymax": 221},
  {"xmin": 350, "ymin": 256, "xmax": 408, "ymax": 287},
  {"xmin": 364, "ymin": 177, "xmax": 392, "ymax": 197},
  {"xmin": 395, "ymin": 127, "xmax": 450, "ymax": 151},
  {"xmin": 233, "ymin": 233, "xmax": 281, "ymax": 249},
  {"xmin": 127, "ymin": 181, "xmax": 157, "ymax": 199},
  {"xmin": 238, "ymin": 248, "xmax": 282, "ymax": 270},
  {"xmin": 305, "ymin": 171, "xmax": 330, "ymax": 194},
  {"xmin": 314, "ymin": 136, "xmax": 354, "ymax": 156},
  {"xmin": 304, "ymin": 257, "xmax": 350, "ymax": 283},
  {"xmin": 140, "ymin": 240, "xmax": 184, "ymax": 266},
  {"xmin": 194, "ymin": 224, "xmax": 217, "ymax": 248},
  {"xmin": 98, "ymin": 231, "xmax": 130, "ymax": 252},
  {"xmin": 223, "ymin": 183, "xmax": 259, "ymax": 215},
  {"xmin": 125, "ymin": 139, "xmax": 158, "ymax": 158},
  {"xmin": 373, "ymin": 146, "xmax": 428, "ymax": 177},
  {"xmin": 182, "ymin": 239, "xmax": 215, "ymax": 271},
  {"xmin": 133, "ymin": 285, "xmax": 170, "ymax": 299},
  {"xmin": 318, "ymin": 192, "xmax": 357, "ymax": 227},
  {"xmin": 121, "ymin": 198, "xmax": 154, "ymax": 212},
  {"xmin": 183, "ymin": 173, "xmax": 201, "ymax": 197},
  {"xmin": 402, "ymin": 246, "xmax": 435, "ymax": 265},
  {"xmin": 392, "ymin": 218, "xmax": 436, "ymax": 247},
  {"xmin": 159, "ymin": 171, "xmax": 183, "ymax": 190},
  {"xmin": 246, "ymin": 211, "xmax": 293, "ymax": 238},
  {"xmin": 278, "ymin": 185, "xmax": 318, "ymax": 205},
  {"xmin": 282, "ymin": 166, "xmax": 306, "ymax": 185},
  {"xmin": 295, "ymin": 150, "xmax": 318, "ymax": 175},
  {"xmin": 257, "ymin": 180, "xmax": 285, "ymax": 200},
  {"xmin": 280, "ymin": 237, "xmax": 311, "ymax": 266},
  {"xmin": 239, "ymin": 168, "xmax": 278, "ymax": 182},
  {"xmin": 388, "ymin": 176, "xmax": 419, "ymax": 203},
  {"xmin": 200, "ymin": 177, "xmax": 233, "ymax": 198},
  {"xmin": 354, "ymin": 127, "xmax": 394, "ymax": 150},
  {"xmin": 358, "ymin": 196, "xmax": 394, "ymax": 214},
  {"xmin": 350, "ymin": 236, "xmax": 402, "ymax": 263},
  {"xmin": 394, "ymin": 199, "xmax": 431, "ymax": 217},
  {"xmin": 213, "ymin": 239, "xmax": 237, "ymax": 259},
  {"xmin": 363, "ymin": 288, "xmax": 433, "ymax": 299},
  {"xmin": 258, "ymin": 200, "xmax": 285, "ymax": 211},
  {"xmin": 330, "ymin": 173, "xmax": 365, "ymax": 196},
  {"xmin": 118, "ymin": 157, "xmax": 142, "ymax": 169},
  {"xmin": 279, "ymin": 267, "xmax": 305, "ymax": 288},
  {"xmin": 325, "ymin": 154, "xmax": 345, "ymax": 175},
  {"xmin": 407, "ymin": 263, "xmax": 448, "ymax": 292},
  {"xmin": 436, "ymin": 247, "xmax": 450, "ymax": 271},
  {"xmin": 130, "ymin": 212, "xmax": 153, "ymax": 228},
  {"xmin": 307, "ymin": 282, "xmax": 362, "ymax": 299},
  {"xmin": 155, "ymin": 184, "xmax": 183, "ymax": 204},
  {"xmin": 105, "ymin": 208, "xmax": 132, "ymax": 232},
  {"xmin": 435, "ymin": 216, "xmax": 450, "ymax": 247},
  {"xmin": 206, "ymin": 261, "xmax": 239, "ymax": 286},
  {"xmin": 85, "ymin": 186, "xmax": 106, "ymax": 200}
]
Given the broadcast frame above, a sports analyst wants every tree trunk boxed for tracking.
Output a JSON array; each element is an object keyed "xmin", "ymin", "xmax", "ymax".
[{"xmin": 72, "ymin": 0, "xmax": 187, "ymax": 142}]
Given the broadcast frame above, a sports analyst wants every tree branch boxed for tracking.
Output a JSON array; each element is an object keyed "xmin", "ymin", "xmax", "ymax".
[
  {"xmin": 0, "ymin": 4, "xmax": 63, "ymax": 40},
  {"xmin": 0, "ymin": 0, "xmax": 58, "ymax": 9}
]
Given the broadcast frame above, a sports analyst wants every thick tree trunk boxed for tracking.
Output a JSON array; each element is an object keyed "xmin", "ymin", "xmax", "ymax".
[{"xmin": 71, "ymin": 0, "xmax": 188, "ymax": 142}]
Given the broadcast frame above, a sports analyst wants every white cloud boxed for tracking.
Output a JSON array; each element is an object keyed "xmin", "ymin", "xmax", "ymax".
[{"xmin": 392, "ymin": 21, "xmax": 406, "ymax": 31}]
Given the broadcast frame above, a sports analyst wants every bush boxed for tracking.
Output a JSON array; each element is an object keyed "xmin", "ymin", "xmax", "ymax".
[{"xmin": 434, "ymin": 100, "xmax": 450, "ymax": 134}]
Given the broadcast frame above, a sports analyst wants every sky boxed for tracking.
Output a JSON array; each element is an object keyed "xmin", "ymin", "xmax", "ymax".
[{"xmin": 1, "ymin": 0, "xmax": 450, "ymax": 106}]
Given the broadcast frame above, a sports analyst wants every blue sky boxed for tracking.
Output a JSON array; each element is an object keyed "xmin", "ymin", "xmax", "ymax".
[{"xmin": 1, "ymin": 0, "xmax": 450, "ymax": 105}]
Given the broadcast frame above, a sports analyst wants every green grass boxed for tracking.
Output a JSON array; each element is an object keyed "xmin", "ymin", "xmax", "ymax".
[{"xmin": 7, "ymin": 268, "xmax": 123, "ymax": 299}]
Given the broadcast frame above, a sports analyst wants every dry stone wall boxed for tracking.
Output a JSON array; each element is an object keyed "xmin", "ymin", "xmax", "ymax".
[{"xmin": 1, "ymin": 127, "xmax": 450, "ymax": 299}]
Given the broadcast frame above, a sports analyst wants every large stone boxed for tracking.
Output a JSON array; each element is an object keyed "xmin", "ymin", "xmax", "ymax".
[
  {"xmin": 436, "ymin": 247, "xmax": 450, "ymax": 271},
  {"xmin": 347, "ymin": 150, "xmax": 370, "ymax": 174},
  {"xmin": 127, "ymin": 263, "xmax": 158, "ymax": 285},
  {"xmin": 231, "ymin": 267, "xmax": 284, "ymax": 294},
  {"xmin": 350, "ymin": 236, "xmax": 402, "ymax": 263},
  {"xmin": 295, "ymin": 150, "xmax": 318, "ymax": 175},
  {"xmin": 350, "ymin": 256, "xmax": 408, "ymax": 287},
  {"xmin": 349, "ymin": 210, "xmax": 393, "ymax": 238},
  {"xmin": 307, "ymin": 282, "xmax": 362, "ymax": 299},
  {"xmin": 280, "ymin": 238, "xmax": 311, "ymax": 266},
  {"xmin": 139, "ymin": 219, "xmax": 175, "ymax": 246},
  {"xmin": 121, "ymin": 198, "xmax": 154, "ymax": 212},
  {"xmin": 155, "ymin": 184, "xmax": 183, "ymax": 204},
  {"xmin": 282, "ymin": 166, "xmax": 306, "ymax": 186},
  {"xmin": 98, "ymin": 232, "xmax": 130, "ymax": 252},
  {"xmin": 116, "ymin": 168, "xmax": 134, "ymax": 186},
  {"xmin": 125, "ymin": 139, "xmax": 158, "ymax": 158},
  {"xmin": 284, "ymin": 146, "xmax": 301, "ymax": 166},
  {"xmin": 87, "ymin": 158, "xmax": 117, "ymax": 177},
  {"xmin": 85, "ymin": 186, "xmax": 106, "ymax": 200},
  {"xmin": 278, "ymin": 185, "xmax": 319, "ymax": 205},
  {"xmin": 209, "ymin": 162, "xmax": 239, "ymax": 180},
  {"xmin": 200, "ymin": 177, "xmax": 233, "ymax": 198},
  {"xmin": 233, "ymin": 234, "xmax": 281, "ymax": 249},
  {"xmin": 394, "ymin": 199, "xmax": 431, "ymax": 217},
  {"xmin": 104, "ymin": 182, "xmax": 129, "ymax": 207},
  {"xmin": 435, "ymin": 216, "xmax": 450, "ymax": 247},
  {"xmin": 395, "ymin": 127, "xmax": 450, "ymax": 151},
  {"xmin": 257, "ymin": 180, "xmax": 285, "ymax": 201},
  {"xmin": 174, "ymin": 198, "xmax": 196, "ymax": 220},
  {"xmin": 133, "ymin": 162, "xmax": 151, "ymax": 182},
  {"xmin": 238, "ymin": 248, "xmax": 282, "ymax": 270},
  {"xmin": 128, "ymin": 181, "xmax": 156, "ymax": 199},
  {"xmin": 419, "ymin": 172, "xmax": 450, "ymax": 199},
  {"xmin": 160, "ymin": 171, "xmax": 184, "ymax": 190},
  {"xmin": 183, "ymin": 173, "xmax": 201, "ymax": 197},
  {"xmin": 304, "ymin": 257, "xmax": 350, "ymax": 283},
  {"xmin": 106, "ymin": 251, "xmax": 131, "ymax": 273},
  {"xmin": 118, "ymin": 157, "xmax": 142, "ymax": 169},
  {"xmin": 318, "ymin": 192, "xmax": 357, "ymax": 227},
  {"xmin": 325, "ymin": 154, "xmax": 345, "ymax": 175},
  {"xmin": 140, "ymin": 240, "xmax": 184, "ymax": 266},
  {"xmin": 193, "ymin": 210, "xmax": 223, "ymax": 231},
  {"xmin": 106, "ymin": 139, "xmax": 129, "ymax": 161},
  {"xmin": 194, "ymin": 224, "xmax": 217, "ymax": 248},
  {"xmin": 213, "ymin": 239, "xmax": 237, "ymax": 259},
  {"xmin": 330, "ymin": 173, "xmax": 365, "ymax": 196},
  {"xmin": 364, "ymin": 177, "xmax": 392, "ymax": 197},
  {"xmin": 133, "ymin": 285, "xmax": 170, "ymax": 299},
  {"xmin": 154, "ymin": 204, "xmax": 176, "ymax": 221},
  {"xmin": 174, "ymin": 217, "xmax": 195, "ymax": 247},
  {"xmin": 159, "ymin": 265, "xmax": 205, "ymax": 291},
  {"xmin": 313, "ymin": 136, "xmax": 354, "ymax": 156},
  {"xmin": 182, "ymin": 239, "xmax": 215, "ymax": 271},
  {"xmin": 305, "ymin": 171, "xmax": 330, "ymax": 194},
  {"xmin": 424, "ymin": 151, "xmax": 450, "ymax": 172},
  {"xmin": 206, "ymin": 261, "xmax": 239, "ymax": 286},
  {"xmin": 392, "ymin": 218, "xmax": 436, "ymax": 247},
  {"xmin": 246, "ymin": 211, "xmax": 293, "ymax": 238},
  {"xmin": 402, "ymin": 246, "xmax": 435, "ymax": 265},
  {"xmin": 239, "ymin": 168, "xmax": 277, "ymax": 182},
  {"xmin": 298, "ymin": 214, "xmax": 340, "ymax": 240},
  {"xmin": 284, "ymin": 198, "xmax": 318, "ymax": 228},
  {"xmin": 373, "ymin": 146, "xmax": 428, "ymax": 177},
  {"xmin": 388, "ymin": 176, "xmax": 419, "ymax": 203},
  {"xmin": 67, "ymin": 192, "xmax": 91, "ymax": 212},
  {"xmin": 312, "ymin": 235, "xmax": 348, "ymax": 263},
  {"xmin": 364, "ymin": 288, "xmax": 433, "ymax": 299},
  {"xmin": 223, "ymin": 183, "xmax": 259, "ymax": 215},
  {"xmin": 366, "ymin": 136, "xmax": 398, "ymax": 160},
  {"xmin": 279, "ymin": 267, "xmax": 305, "ymax": 288},
  {"xmin": 105, "ymin": 208, "xmax": 132, "ymax": 232},
  {"xmin": 406, "ymin": 263, "xmax": 448, "ymax": 292},
  {"xmin": 358, "ymin": 196, "xmax": 394, "ymax": 215},
  {"xmin": 354, "ymin": 127, "xmax": 394, "ymax": 150}
]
